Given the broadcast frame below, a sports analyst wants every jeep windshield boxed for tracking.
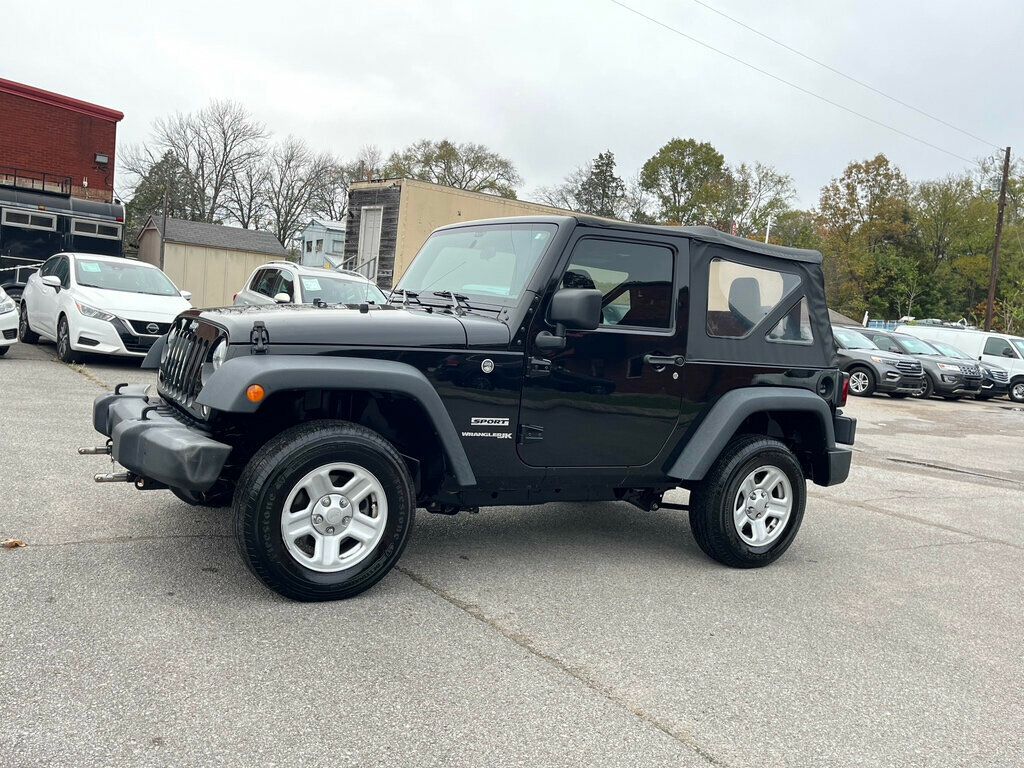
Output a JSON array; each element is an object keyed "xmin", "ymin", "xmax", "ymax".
[
  {"xmin": 833, "ymin": 327, "xmax": 877, "ymax": 350},
  {"xmin": 395, "ymin": 222, "xmax": 558, "ymax": 307}
]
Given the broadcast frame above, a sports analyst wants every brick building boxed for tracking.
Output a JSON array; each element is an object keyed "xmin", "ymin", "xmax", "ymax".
[{"xmin": 0, "ymin": 78, "xmax": 123, "ymax": 203}]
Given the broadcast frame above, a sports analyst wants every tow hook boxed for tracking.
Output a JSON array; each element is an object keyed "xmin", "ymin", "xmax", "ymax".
[
  {"xmin": 94, "ymin": 471, "xmax": 132, "ymax": 483},
  {"xmin": 78, "ymin": 444, "xmax": 112, "ymax": 455}
]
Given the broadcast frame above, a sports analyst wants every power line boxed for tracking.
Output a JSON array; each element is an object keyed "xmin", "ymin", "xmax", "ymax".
[
  {"xmin": 687, "ymin": 0, "xmax": 1001, "ymax": 151},
  {"xmin": 607, "ymin": 0, "xmax": 976, "ymax": 164}
]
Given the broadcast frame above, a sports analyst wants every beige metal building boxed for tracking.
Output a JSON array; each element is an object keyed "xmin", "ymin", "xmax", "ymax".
[
  {"xmin": 137, "ymin": 216, "xmax": 288, "ymax": 308},
  {"xmin": 343, "ymin": 178, "xmax": 574, "ymax": 289}
]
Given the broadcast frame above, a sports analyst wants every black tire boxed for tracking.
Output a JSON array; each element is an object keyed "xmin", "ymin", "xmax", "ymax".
[
  {"xmin": 171, "ymin": 486, "xmax": 233, "ymax": 508},
  {"xmin": 1008, "ymin": 380, "xmax": 1024, "ymax": 403},
  {"xmin": 0, "ymin": 345, "xmax": 8, "ymax": 357},
  {"xmin": 688, "ymin": 435, "xmax": 806, "ymax": 569},
  {"xmin": 56, "ymin": 315, "xmax": 78, "ymax": 363},
  {"xmin": 846, "ymin": 366, "xmax": 876, "ymax": 397},
  {"xmin": 233, "ymin": 419, "xmax": 415, "ymax": 601},
  {"xmin": 18, "ymin": 303, "xmax": 39, "ymax": 344},
  {"xmin": 888, "ymin": 393, "xmax": 909, "ymax": 399},
  {"xmin": 941, "ymin": 395, "xmax": 961, "ymax": 401},
  {"xmin": 913, "ymin": 375, "xmax": 934, "ymax": 399}
]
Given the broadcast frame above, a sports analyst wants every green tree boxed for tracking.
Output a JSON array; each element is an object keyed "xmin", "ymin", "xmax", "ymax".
[
  {"xmin": 639, "ymin": 138, "xmax": 730, "ymax": 225},
  {"xmin": 384, "ymin": 139, "xmax": 521, "ymax": 198},
  {"xmin": 123, "ymin": 151, "xmax": 195, "ymax": 246},
  {"xmin": 576, "ymin": 151, "xmax": 627, "ymax": 218}
]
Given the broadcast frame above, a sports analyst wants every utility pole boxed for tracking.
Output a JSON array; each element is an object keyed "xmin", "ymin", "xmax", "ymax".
[
  {"xmin": 985, "ymin": 146, "xmax": 1011, "ymax": 331},
  {"xmin": 160, "ymin": 188, "xmax": 169, "ymax": 271},
  {"xmin": 764, "ymin": 214, "xmax": 773, "ymax": 244}
]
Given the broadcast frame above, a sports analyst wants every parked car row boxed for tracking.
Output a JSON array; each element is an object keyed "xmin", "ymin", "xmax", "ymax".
[
  {"xmin": 9, "ymin": 252, "xmax": 387, "ymax": 363},
  {"xmin": 833, "ymin": 323, "xmax": 1023, "ymax": 403}
]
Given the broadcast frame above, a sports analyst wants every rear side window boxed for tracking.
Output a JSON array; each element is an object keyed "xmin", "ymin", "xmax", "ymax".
[
  {"xmin": 706, "ymin": 259, "xmax": 800, "ymax": 338},
  {"xmin": 984, "ymin": 337, "xmax": 1018, "ymax": 358},
  {"xmin": 561, "ymin": 238, "xmax": 674, "ymax": 329},
  {"xmin": 767, "ymin": 297, "xmax": 813, "ymax": 344}
]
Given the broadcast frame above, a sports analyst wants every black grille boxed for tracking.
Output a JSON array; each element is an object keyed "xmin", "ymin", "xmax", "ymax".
[
  {"xmin": 2, "ymin": 329, "xmax": 15, "ymax": 340},
  {"xmin": 159, "ymin": 317, "xmax": 220, "ymax": 406},
  {"xmin": 125, "ymin": 319, "xmax": 171, "ymax": 336},
  {"xmin": 111, "ymin": 318, "xmax": 158, "ymax": 354},
  {"xmin": 894, "ymin": 359, "xmax": 922, "ymax": 374}
]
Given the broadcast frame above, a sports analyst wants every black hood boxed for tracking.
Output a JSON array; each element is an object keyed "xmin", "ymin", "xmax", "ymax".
[{"xmin": 194, "ymin": 303, "xmax": 510, "ymax": 349}]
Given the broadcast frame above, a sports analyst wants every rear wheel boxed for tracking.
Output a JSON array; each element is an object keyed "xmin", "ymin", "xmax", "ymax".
[
  {"xmin": 1010, "ymin": 380, "xmax": 1024, "ymax": 403},
  {"xmin": 689, "ymin": 435, "xmax": 806, "ymax": 568},
  {"xmin": 233, "ymin": 420, "xmax": 415, "ymax": 601},
  {"xmin": 56, "ymin": 316, "xmax": 78, "ymax": 363},
  {"xmin": 847, "ymin": 366, "xmax": 875, "ymax": 397},
  {"xmin": 18, "ymin": 303, "xmax": 39, "ymax": 344}
]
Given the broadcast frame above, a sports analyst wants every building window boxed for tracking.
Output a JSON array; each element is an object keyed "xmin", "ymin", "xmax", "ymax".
[
  {"xmin": 2, "ymin": 209, "xmax": 57, "ymax": 232},
  {"xmin": 71, "ymin": 219, "xmax": 121, "ymax": 240},
  {"xmin": 316, "ymin": 239, "xmax": 324, "ymax": 252},
  {"xmin": 305, "ymin": 241, "xmax": 312, "ymax": 253}
]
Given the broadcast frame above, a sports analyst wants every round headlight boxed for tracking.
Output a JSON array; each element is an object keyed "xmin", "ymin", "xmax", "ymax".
[{"xmin": 211, "ymin": 339, "xmax": 228, "ymax": 370}]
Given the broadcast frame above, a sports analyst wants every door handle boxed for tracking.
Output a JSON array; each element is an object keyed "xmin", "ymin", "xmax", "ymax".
[{"xmin": 644, "ymin": 354, "xmax": 684, "ymax": 367}]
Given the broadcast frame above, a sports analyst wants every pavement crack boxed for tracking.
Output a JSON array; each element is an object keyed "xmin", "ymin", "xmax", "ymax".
[{"xmin": 397, "ymin": 565, "xmax": 727, "ymax": 766}]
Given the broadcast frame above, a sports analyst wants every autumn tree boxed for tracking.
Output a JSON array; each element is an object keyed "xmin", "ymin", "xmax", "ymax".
[
  {"xmin": 385, "ymin": 139, "xmax": 521, "ymax": 198},
  {"xmin": 639, "ymin": 138, "xmax": 730, "ymax": 225}
]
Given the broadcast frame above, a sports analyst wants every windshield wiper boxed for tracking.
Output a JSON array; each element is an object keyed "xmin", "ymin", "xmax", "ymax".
[
  {"xmin": 429, "ymin": 290, "xmax": 470, "ymax": 313},
  {"xmin": 389, "ymin": 288, "xmax": 422, "ymax": 306}
]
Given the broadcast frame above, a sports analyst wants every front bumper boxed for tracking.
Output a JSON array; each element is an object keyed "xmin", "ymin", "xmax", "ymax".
[
  {"xmin": 93, "ymin": 385, "xmax": 231, "ymax": 491},
  {"xmin": 876, "ymin": 371, "xmax": 925, "ymax": 393},
  {"xmin": 73, "ymin": 315, "xmax": 160, "ymax": 357},
  {"xmin": 932, "ymin": 373, "xmax": 983, "ymax": 396},
  {"xmin": 0, "ymin": 308, "xmax": 17, "ymax": 346}
]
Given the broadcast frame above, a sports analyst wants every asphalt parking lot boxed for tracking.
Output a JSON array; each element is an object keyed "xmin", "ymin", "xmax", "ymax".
[{"xmin": 1, "ymin": 339, "xmax": 1022, "ymax": 768}]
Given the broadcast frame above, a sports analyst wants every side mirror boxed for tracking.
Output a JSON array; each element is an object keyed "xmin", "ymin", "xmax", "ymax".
[
  {"xmin": 273, "ymin": 292, "xmax": 292, "ymax": 304},
  {"xmin": 180, "ymin": 290, "xmax": 192, "ymax": 301},
  {"xmin": 1003, "ymin": 349, "xmax": 1016, "ymax": 358},
  {"xmin": 42, "ymin": 275, "xmax": 61, "ymax": 289},
  {"xmin": 535, "ymin": 288, "xmax": 603, "ymax": 351}
]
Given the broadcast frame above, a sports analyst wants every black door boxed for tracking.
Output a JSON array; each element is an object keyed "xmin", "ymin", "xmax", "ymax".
[{"xmin": 517, "ymin": 234, "xmax": 686, "ymax": 467}]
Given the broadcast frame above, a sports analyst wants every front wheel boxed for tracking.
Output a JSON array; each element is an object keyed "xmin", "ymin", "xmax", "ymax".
[
  {"xmin": 18, "ymin": 303, "xmax": 39, "ymax": 344},
  {"xmin": 847, "ymin": 367, "xmax": 875, "ymax": 397},
  {"xmin": 57, "ymin": 316, "xmax": 78, "ymax": 363},
  {"xmin": 688, "ymin": 435, "xmax": 806, "ymax": 568},
  {"xmin": 233, "ymin": 420, "xmax": 415, "ymax": 601},
  {"xmin": 0, "ymin": 346, "xmax": 8, "ymax": 357}
]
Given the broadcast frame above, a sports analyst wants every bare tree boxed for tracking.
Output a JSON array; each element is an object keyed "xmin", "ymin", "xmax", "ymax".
[
  {"xmin": 311, "ymin": 159, "xmax": 352, "ymax": 221},
  {"xmin": 226, "ymin": 160, "xmax": 271, "ymax": 229},
  {"xmin": 265, "ymin": 137, "xmax": 335, "ymax": 248},
  {"xmin": 348, "ymin": 144, "xmax": 384, "ymax": 182},
  {"xmin": 724, "ymin": 162, "xmax": 795, "ymax": 238},
  {"xmin": 150, "ymin": 100, "xmax": 268, "ymax": 222}
]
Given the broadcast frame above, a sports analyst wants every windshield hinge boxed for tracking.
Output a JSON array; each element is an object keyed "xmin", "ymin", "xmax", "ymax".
[{"xmin": 250, "ymin": 321, "xmax": 269, "ymax": 354}]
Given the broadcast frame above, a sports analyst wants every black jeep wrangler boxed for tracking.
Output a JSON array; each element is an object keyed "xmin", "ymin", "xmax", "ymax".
[{"xmin": 84, "ymin": 217, "xmax": 855, "ymax": 601}]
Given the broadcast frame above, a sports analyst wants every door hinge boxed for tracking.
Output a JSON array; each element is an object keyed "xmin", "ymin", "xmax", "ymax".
[{"xmin": 518, "ymin": 424, "xmax": 544, "ymax": 444}]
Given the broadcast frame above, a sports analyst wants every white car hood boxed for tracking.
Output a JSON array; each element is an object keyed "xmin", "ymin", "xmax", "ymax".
[{"xmin": 73, "ymin": 286, "xmax": 192, "ymax": 320}]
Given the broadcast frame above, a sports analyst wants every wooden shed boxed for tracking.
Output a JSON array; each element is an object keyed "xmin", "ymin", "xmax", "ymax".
[{"xmin": 137, "ymin": 216, "xmax": 288, "ymax": 308}]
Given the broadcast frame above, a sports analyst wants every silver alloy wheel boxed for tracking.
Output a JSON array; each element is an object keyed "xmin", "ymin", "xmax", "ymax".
[
  {"xmin": 57, "ymin": 319, "xmax": 69, "ymax": 359},
  {"xmin": 280, "ymin": 462, "xmax": 388, "ymax": 573},
  {"xmin": 1013, "ymin": 382, "xmax": 1024, "ymax": 401},
  {"xmin": 848, "ymin": 370, "xmax": 870, "ymax": 394},
  {"xmin": 733, "ymin": 465, "xmax": 793, "ymax": 547}
]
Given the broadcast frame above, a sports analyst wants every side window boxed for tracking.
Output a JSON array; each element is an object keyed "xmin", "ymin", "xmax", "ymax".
[
  {"xmin": 706, "ymin": 259, "xmax": 800, "ymax": 338},
  {"xmin": 767, "ymin": 297, "xmax": 813, "ymax": 344},
  {"xmin": 983, "ymin": 337, "xmax": 1016, "ymax": 358},
  {"xmin": 54, "ymin": 257, "xmax": 70, "ymax": 288},
  {"xmin": 873, "ymin": 335, "xmax": 900, "ymax": 353},
  {"xmin": 561, "ymin": 238, "xmax": 674, "ymax": 329},
  {"xmin": 253, "ymin": 269, "xmax": 280, "ymax": 297},
  {"xmin": 39, "ymin": 256, "xmax": 60, "ymax": 277},
  {"xmin": 278, "ymin": 271, "xmax": 295, "ymax": 301}
]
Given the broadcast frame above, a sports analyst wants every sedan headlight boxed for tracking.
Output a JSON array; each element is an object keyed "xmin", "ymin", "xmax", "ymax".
[
  {"xmin": 0, "ymin": 298, "xmax": 15, "ymax": 315},
  {"xmin": 75, "ymin": 302, "xmax": 115, "ymax": 322},
  {"xmin": 936, "ymin": 363, "xmax": 961, "ymax": 372},
  {"xmin": 211, "ymin": 338, "xmax": 228, "ymax": 370}
]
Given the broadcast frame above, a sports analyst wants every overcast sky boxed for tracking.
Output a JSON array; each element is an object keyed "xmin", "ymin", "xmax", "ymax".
[{"xmin": 5, "ymin": 0, "xmax": 1021, "ymax": 207}]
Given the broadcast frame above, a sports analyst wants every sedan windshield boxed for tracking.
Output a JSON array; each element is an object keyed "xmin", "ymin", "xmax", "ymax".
[
  {"xmin": 75, "ymin": 259, "xmax": 178, "ymax": 296},
  {"xmin": 895, "ymin": 335, "xmax": 940, "ymax": 355},
  {"xmin": 299, "ymin": 274, "xmax": 387, "ymax": 304},
  {"xmin": 396, "ymin": 223, "xmax": 558, "ymax": 305},
  {"xmin": 833, "ymin": 327, "xmax": 877, "ymax": 350}
]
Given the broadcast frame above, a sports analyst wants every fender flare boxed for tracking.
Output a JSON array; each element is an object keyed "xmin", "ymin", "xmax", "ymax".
[
  {"xmin": 196, "ymin": 354, "xmax": 477, "ymax": 487},
  {"xmin": 667, "ymin": 387, "xmax": 836, "ymax": 481}
]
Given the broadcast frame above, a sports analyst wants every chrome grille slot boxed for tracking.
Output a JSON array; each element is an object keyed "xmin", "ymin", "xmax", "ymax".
[{"xmin": 894, "ymin": 359, "xmax": 922, "ymax": 374}]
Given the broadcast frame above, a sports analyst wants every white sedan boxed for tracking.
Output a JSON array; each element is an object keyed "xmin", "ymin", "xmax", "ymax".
[
  {"xmin": 0, "ymin": 286, "xmax": 17, "ymax": 357},
  {"xmin": 19, "ymin": 253, "xmax": 192, "ymax": 363}
]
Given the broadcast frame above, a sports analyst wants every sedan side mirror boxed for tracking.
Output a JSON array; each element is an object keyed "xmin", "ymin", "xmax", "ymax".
[
  {"xmin": 180, "ymin": 290, "xmax": 192, "ymax": 301},
  {"xmin": 42, "ymin": 275, "xmax": 61, "ymax": 289},
  {"xmin": 274, "ymin": 292, "xmax": 292, "ymax": 304},
  {"xmin": 535, "ymin": 288, "xmax": 603, "ymax": 351}
]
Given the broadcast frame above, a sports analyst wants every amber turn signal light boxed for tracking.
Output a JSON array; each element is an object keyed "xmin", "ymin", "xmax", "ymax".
[{"xmin": 246, "ymin": 384, "xmax": 265, "ymax": 403}]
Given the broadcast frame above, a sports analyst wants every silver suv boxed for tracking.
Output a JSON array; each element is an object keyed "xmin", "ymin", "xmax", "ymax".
[{"xmin": 234, "ymin": 262, "xmax": 387, "ymax": 306}]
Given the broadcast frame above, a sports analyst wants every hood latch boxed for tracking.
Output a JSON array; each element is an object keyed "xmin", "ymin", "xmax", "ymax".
[{"xmin": 250, "ymin": 321, "xmax": 269, "ymax": 354}]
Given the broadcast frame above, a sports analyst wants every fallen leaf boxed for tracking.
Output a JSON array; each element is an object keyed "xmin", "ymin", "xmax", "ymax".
[{"xmin": 1, "ymin": 539, "xmax": 27, "ymax": 549}]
